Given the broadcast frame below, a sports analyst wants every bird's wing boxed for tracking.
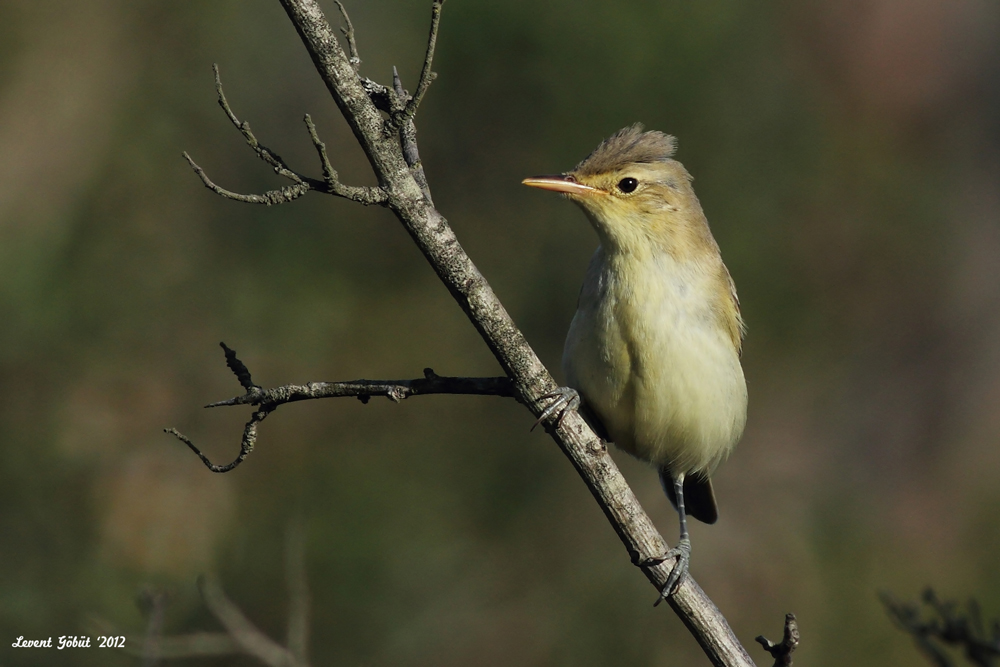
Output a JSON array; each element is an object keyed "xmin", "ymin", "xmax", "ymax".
[{"xmin": 721, "ymin": 263, "xmax": 745, "ymax": 356}]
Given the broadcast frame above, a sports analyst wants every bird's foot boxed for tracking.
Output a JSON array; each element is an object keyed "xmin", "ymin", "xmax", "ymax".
[
  {"xmin": 530, "ymin": 387, "xmax": 581, "ymax": 431},
  {"xmin": 653, "ymin": 537, "xmax": 690, "ymax": 606}
]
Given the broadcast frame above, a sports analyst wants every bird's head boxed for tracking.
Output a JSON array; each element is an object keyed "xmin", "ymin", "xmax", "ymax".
[{"xmin": 523, "ymin": 124, "xmax": 715, "ymax": 258}]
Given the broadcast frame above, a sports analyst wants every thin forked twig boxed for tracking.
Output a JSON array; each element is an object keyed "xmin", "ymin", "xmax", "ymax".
[
  {"xmin": 213, "ymin": 64, "xmax": 295, "ymax": 175},
  {"xmin": 304, "ymin": 115, "xmax": 338, "ymax": 188},
  {"xmin": 302, "ymin": 115, "xmax": 387, "ymax": 204},
  {"xmin": 333, "ymin": 0, "xmax": 360, "ymax": 68},
  {"xmin": 184, "ymin": 65, "xmax": 386, "ymax": 206},
  {"xmin": 391, "ymin": 1, "xmax": 443, "ymax": 129}
]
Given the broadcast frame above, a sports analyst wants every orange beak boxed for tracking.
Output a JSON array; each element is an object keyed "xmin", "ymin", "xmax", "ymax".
[{"xmin": 521, "ymin": 174, "xmax": 602, "ymax": 197}]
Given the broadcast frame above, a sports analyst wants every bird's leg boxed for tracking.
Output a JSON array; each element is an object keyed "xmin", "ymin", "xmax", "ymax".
[
  {"xmin": 530, "ymin": 387, "xmax": 581, "ymax": 431},
  {"xmin": 655, "ymin": 473, "xmax": 691, "ymax": 606}
]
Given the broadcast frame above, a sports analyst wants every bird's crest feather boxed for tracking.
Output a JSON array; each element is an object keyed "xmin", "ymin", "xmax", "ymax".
[{"xmin": 574, "ymin": 124, "xmax": 678, "ymax": 176}]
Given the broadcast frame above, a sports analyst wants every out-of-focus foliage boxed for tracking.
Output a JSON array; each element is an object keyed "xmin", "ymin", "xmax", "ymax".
[{"xmin": 1, "ymin": 1, "xmax": 999, "ymax": 665}]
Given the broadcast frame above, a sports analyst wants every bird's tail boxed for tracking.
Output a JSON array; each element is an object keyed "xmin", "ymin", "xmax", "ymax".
[{"xmin": 659, "ymin": 468, "xmax": 719, "ymax": 524}]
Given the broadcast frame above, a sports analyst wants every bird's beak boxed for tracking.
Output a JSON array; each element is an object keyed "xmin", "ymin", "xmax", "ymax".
[{"xmin": 522, "ymin": 174, "xmax": 602, "ymax": 197}]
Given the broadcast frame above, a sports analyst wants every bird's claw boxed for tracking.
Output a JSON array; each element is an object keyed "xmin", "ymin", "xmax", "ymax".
[
  {"xmin": 653, "ymin": 537, "xmax": 690, "ymax": 606},
  {"xmin": 530, "ymin": 387, "xmax": 581, "ymax": 431}
]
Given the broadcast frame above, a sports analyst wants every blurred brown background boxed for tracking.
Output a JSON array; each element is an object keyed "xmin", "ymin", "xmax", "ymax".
[{"xmin": 2, "ymin": 0, "xmax": 999, "ymax": 665}]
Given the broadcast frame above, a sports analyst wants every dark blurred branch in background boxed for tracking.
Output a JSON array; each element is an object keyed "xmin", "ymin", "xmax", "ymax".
[
  {"xmin": 168, "ymin": 0, "xmax": 789, "ymax": 664},
  {"xmin": 90, "ymin": 524, "xmax": 312, "ymax": 667},
  {"xmin": 883, "ymin": 589, "xmax": 1000, "ymax": 667},
  {"xmin": 137, "ymin": 587, "xmax": 168, "ymax": 667}
]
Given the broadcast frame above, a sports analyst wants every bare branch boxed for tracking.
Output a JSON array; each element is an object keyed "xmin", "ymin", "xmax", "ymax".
[
  {"xmin": 390, "ymin": 1, "xmax": 443, "ymax": 129},
  {"xmin": 755, "ymin": 614, "xmax": 800, "ymax": 667},
  {"xmin": 169, "ymin": 345, "xmax": 510, "ymax": 473},
  {"xmin": 332, "ymin": 0, "xmax": 360, "ymax": 68},
  {"xmin": 199, "ymin": 576, "xmax": 305, "ymax": 667},
  {"xmin": 206, "ymin": 369, "xmax": 515, "ymax": 409}
]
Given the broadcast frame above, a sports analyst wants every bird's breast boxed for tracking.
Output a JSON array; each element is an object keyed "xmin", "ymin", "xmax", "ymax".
[{"xmin": 563, "ymin": 248, "xmax": 747, "ymax": 474}]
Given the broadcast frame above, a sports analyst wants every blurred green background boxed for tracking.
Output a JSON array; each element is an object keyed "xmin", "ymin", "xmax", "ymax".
[{"xmin": 2, "ymin": 0, "xmax": 1000, "ymax": 665}]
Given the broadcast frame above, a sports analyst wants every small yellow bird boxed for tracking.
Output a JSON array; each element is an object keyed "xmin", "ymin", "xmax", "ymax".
[{"xmin": 523, "ymin": 125, "xmax": 747, "ymax": 597}]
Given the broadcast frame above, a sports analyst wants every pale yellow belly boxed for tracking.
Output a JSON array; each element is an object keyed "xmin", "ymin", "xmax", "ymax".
[{"xmin": 563, "ymin": 255, "xmax": 747, "ymax": 475}]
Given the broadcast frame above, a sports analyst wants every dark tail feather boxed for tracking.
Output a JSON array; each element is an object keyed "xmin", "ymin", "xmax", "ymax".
[{"xmin": 659, "ymin": 468, "xmax": 719, "ymax": 525}]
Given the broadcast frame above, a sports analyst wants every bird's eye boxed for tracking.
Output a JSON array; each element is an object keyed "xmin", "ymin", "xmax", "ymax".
[{"xmin": 617, "ymin": 177, "xmax": 638, "ymax": 193}]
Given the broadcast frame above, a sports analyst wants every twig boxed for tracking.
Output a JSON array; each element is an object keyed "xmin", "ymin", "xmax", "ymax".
[
  {"xmin": 184, "ymin": 65, "xmax": 386, "ymax": 207},
  {"xmin": 332, "ymin": 0, "xmax": 360, "ymax": 68},
  {"xmin": 302, "ymin": 115, "xmax": 387, "ymax": 204},
  {"xmin": 755, "ymin": 614, "xmax": 799, "ymax": 667},
  {"xmin": 183, "ymin": 152, "xmax": 311, "ymax": 205},
  {"xmin": 212, "ymin": 64, "xmax": 312, "ymax": 185},
  {"xmin": 390, "ymin": 1, "xmax": 443, "ymax": 130},
  {"xmin": 164, "ymin": 404, "xmax": 271, "ymax": 473},
  {"xmin": 221, "ymin": 341, "xmax": 259, "ymax": 391}
]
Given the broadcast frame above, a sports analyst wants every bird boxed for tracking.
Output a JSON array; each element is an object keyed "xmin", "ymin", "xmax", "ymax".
[{"xmin": 522, "ymin": 124, "xmax": 747, "ymax": 599}]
